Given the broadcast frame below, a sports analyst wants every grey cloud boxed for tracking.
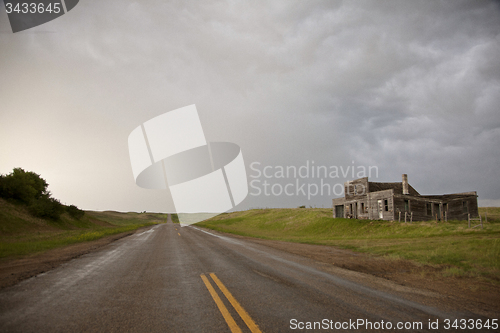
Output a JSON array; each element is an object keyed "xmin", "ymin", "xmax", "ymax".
[{"xmin": 0, "ymin": 0, "xmax": 499, "ymax": 211}]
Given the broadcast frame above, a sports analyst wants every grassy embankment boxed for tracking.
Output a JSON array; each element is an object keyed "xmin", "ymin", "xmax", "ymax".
[
  {"xmin": 198, "ymin": 207, "xmax": 500, "ymax": 281},
  {"xmin": 0, "ymin": 198, "xmax": 167, "ymax": 259}
]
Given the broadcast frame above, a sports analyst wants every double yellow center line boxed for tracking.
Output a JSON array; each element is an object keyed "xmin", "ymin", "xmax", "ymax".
[{"xmin": 201, "ymin": 273, "xmax": 262, "ymax": 333}]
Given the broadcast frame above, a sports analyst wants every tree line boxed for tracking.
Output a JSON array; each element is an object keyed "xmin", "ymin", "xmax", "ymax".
[{"xmin": 0, "ymin": 168, "xmax": 84, "ymax": 220}]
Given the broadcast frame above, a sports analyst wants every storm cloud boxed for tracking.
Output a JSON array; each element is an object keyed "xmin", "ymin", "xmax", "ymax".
[{"xmin": 0, "ymin": 0, "xmax": 499, "ymax": 211}]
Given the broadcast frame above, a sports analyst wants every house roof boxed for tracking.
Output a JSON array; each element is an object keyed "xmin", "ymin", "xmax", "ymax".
[{"xmin": 368, "ymin": 182, "xmax": 420, "ymax": 196}]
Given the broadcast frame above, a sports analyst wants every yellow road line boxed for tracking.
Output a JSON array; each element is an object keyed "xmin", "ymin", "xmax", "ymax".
[
  {"xmin": 210, "ymin": 273, "xmax": 262, "ymax": 333},
  {"xmin": 200, "ymin": 274, "xmax": 242, "ymax": 333},
  {"xmin": 178, "ymin": 233, "xmax": 181, "ymax": 236}
]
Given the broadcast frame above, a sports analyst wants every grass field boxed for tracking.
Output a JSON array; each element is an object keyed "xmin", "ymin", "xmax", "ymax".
[
  {"xmin": 85, "ymin": 210, "xmax": 168, "ymax": 226},
  {"xmin": 0, "ymin": 199, "xmax": 166, "ymax": 259},
  {"xmin": 198, "ymin": 207, "xmax": 500, "ymax": 282}
]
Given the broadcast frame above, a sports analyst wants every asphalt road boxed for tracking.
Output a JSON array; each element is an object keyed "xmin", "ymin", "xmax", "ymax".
[{"xmin": 0, "ymin": 216, "xmax": 490, "ymax": 332}]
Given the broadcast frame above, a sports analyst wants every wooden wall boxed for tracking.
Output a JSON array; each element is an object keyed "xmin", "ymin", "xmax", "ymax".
[
  {"xmin": 366, "ymin": 189, "xmax": 394, "ymax": 220},
  {"xmin": 344, "ymin": 177, "xmax": 369, "ymax": 201},
  {"xmin": 334, "ymin": 179, "xmax": 478, "ymax": 222}
]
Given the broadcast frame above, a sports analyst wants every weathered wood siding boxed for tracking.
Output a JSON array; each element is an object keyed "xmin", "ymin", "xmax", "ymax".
[
  {"xmin": 332, "ymin": 198, "xmax": 346, "ymax": 218},
  {"xmin": 344, "ymin": 177, "xmax": 369, "ymax": 201},
  {"xmin": 392, "ymin": 194, "xmax": 478, "ymax": 221},
  {"xmin": 367, "ymin": 189, "xmax": 394, "ymax": 220},
  {"xmin": 333, "ymin": 177, "xmax": 478, "ymax": 222},
  {"xmin": 393, "ymin": 195, "xmax": 440, "ymax": 221},
  {"xmin": 445, "ymin": 195, "xmax": 478, "ymax": 220}
]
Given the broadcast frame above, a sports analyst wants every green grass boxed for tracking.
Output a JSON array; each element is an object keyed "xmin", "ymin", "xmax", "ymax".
[
  {"xmin": 0, "ymin": 199, "xmax": 166, "ymax": 259},
  {"xmin": 479, "ymin": 207, "xmax": 500, "ymax": 223},
  {"xmin": 85, "ymin": 210, "xmax": 168, "ymax": 226},
  {"xmin": 0, "ymin": 224, "xmax": 150, "ymax": 258},
  {"xmin": 198, "ymin": 208, "xmax": 500, "ymax": 281}
]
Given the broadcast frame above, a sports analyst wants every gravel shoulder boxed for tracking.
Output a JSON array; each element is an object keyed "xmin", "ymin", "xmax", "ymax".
[{"xmin": 0, "ymin": 228, "xmax": 147, "ymax": 289}]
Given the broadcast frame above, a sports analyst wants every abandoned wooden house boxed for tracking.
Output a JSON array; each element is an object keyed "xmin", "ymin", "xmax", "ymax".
[{"xmin": 332, "ymin": 174, "xmax": 478, "ymax": 221}]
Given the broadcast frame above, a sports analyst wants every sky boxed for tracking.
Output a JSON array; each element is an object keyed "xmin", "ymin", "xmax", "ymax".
[{"xmin": 0, "ymin": 0, "xmax": 499, "ymax": 213}]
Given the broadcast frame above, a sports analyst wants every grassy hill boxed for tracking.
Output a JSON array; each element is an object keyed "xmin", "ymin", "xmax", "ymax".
[
  {"xmin": 198, "ymin": 207, "xmax": 500, "ymax": 282},
  {"xmin": 0, "ymin": 198, "xmax": 166, "ymax": 259}
]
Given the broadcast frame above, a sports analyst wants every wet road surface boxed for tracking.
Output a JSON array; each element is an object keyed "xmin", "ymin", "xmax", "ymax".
[{"xmin": 0, "ymin": 217, "xmax": 489, "ymax": 332}]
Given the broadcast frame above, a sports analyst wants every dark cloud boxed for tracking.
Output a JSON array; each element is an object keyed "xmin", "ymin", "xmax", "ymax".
[{"xmin": 0, "ymin": 0, "xmax": 498, "ymax": 211}]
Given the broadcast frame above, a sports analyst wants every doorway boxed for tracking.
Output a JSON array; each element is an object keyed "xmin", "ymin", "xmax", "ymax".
[{"xmin": 377, "ymin": 200, "xmax": 383, "ymax": 219}]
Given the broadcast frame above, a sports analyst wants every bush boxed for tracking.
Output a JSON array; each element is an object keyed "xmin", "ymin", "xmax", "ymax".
[
  {"xmin": 1, "ymin": 168, "xmax": 85, "ymax": 221},
  {"xmin": 28, "ymin": 195, "xmax": 65, "ymax": 220},
  {"xmin": 66, "ymin": 205, "xmax": 85, "ymax": 219},
  {"xmin": 0, "ymin": 168, "xmax": 48, "ymax": 204}
]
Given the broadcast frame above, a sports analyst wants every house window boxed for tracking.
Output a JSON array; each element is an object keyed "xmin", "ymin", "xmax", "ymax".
[
  {"xmin": 463, "ymin": 201, "xmax": 468, "ymax": 213},
  {"xmin": 384, "ymin": 199, "xmax": 389, "ymax": 211},
  {"xmin": 404, "ymin": 199, "xmax": 410, "ymax": 212},
  {"xmin": 361, "ymin": 202, "xmax": 365, "ymax": 212},
  {"xmin": 426, "ymin": 203, "xmax": 432, "ymax": 215}
]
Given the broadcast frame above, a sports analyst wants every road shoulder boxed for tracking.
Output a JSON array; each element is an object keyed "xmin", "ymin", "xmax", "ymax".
[
  {"xmin": 196, "ymin": 227, "xmax": 500, "ymax": 318},
  {"xmin": 0, "ymin": 226, "xmax": 152, "ymax": 290}
]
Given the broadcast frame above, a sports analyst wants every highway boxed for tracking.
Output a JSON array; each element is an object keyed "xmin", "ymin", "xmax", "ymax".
[{"xmin": 0, "ymin": 217, "xmax": 487, "ymax": 332}]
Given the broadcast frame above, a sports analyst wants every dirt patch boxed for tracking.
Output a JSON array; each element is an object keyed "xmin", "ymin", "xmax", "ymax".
[
  {"xmin": 225, "ymin": 234, "xmax": 500, "ymax": 317},
  {"xmin": 0, "ymin": 227, "xmax": 149, "ymax": 290}
]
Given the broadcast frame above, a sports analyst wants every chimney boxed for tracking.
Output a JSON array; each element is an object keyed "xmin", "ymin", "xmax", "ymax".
[{"xmin": 402, "ymin": 174, "xmax": 409, "ymax": 195}]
